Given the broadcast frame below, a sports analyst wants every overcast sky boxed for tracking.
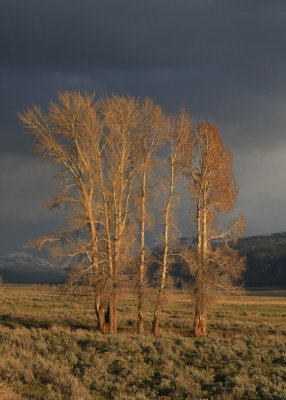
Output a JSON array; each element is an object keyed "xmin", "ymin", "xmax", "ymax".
[{"xmin": 1, "ymin": 0, "xmax": 286, "ymax": 254}]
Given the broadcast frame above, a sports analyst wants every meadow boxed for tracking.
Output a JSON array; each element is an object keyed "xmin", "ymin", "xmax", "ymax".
[{"xmin": 0, "ymin": 284, "xmax": 286, "ymax": 400}]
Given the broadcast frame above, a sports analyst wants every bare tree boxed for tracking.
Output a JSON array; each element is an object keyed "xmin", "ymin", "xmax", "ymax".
[
  {"xmin": 152, "ymin": 112, "xmax": 183, "ymax": 335},
  {"xmin": 19, "ymin": 92, "xmax": 112, "ymax": 330},
  {"xmin": 135, "ymin": 98, "xmax": 164, "ymax": 334},
  {"xmin": 98, "ymin": 95, "xmax": 140, "ymax": 334},
  {"xmin": 19, "ymin": 92, "xmax": 141, "ymax": 334},
  {"xmin": 178, "ymin": 119, "xmax": 245, "ymax": 337},
  {"xmin": 20, "ymin": 91, "xmax": 244, "ymax": 338}
]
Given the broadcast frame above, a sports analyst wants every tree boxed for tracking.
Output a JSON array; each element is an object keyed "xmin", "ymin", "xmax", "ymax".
[
  {"xmin": 135, "ymin": 98, "xmax": 164, "ymax": 334},
  {"xmin": 98, "ymin": 95, "xmax": 140, "ymax": 334},
  {"xmin": 20, "ymin": 92, "xmax": 110, "ymax": 331},
  {"xmin": 152, "ymin": 111, "xmax": 182, "ymax": 335},
  {"xmin": 20, "ymin": 91, "xmax": 244, "ymax": 338},
  {"xmin": 178, "ymin": 118, "xmax": 245, "ymax": 337},
  {"xmin": 19, "ymin": 92, "xmax": 141, "ymax": 334}
]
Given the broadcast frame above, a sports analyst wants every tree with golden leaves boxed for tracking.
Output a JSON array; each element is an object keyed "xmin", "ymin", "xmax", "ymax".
[{"xmin": 178, "ymin": 117, "xmax": 245, "ymax": 337}]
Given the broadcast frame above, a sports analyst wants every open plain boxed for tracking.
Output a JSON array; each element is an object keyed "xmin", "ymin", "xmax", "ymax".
[{"xmin": 0, "ymin": 285, "xmax": 286, "ymax": 399}]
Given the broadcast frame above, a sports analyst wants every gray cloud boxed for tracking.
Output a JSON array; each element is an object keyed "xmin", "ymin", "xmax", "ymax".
[
  {"xmin": 234, "ymin": 148, "xmax": 286, "ymax": 235},
  {"xmin": 2, "ymin": 0, "xmax": 286, "ymax": 150},
  {"xmin": 1, "ymin": 0, "xmax": 286, "ymax": 252},
  {"xmin": 0, "ymin": 154, "xmax": 65, "ymax": 252},
  {"xmin": 2, "ymin": 0, "xmax": 286, "ymax": 73}
]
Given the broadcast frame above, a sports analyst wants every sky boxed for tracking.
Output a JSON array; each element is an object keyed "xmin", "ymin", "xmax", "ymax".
[{"xmin": 1, "ymin": 0, "xmax": 286, "ymax": 254}]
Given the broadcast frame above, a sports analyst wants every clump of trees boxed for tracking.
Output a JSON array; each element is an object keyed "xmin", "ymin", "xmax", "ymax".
[{"xmin": 19, "ymin": 91, "xmax": 245, "ymax": 337}]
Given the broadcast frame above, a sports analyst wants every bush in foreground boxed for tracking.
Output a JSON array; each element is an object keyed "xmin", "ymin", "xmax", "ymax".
[{"xmin": 0, "ymin": 326, "xmax": 285, "ymax": 399}]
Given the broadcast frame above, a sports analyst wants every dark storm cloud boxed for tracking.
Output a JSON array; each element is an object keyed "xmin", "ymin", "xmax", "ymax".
[
  {"xmin": 0, "ymin": 69, "xmax": 95, "ymax": 152},
  {"xmin": 1, "ymin": 0, "xmax": 286, "ymax": 73},
  {"xmin": 1, "ymin": 0, "xmax": 286, "ymax": 252},
  {"xmin": 0, "ymin": 154, "xmax": 65, "ymax": 253},
  {"xmin": 2, "ymin": 0, "xmax": 286, "ymax": 151}
]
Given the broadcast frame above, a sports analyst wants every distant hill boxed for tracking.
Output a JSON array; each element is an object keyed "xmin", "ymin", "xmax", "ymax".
[
  {"xmin": 0, "ymin": 252, "xmax": 65, "ymax": 284},
  {"xmin": 149, "ymin": 232, "xmax": 286, "ymax": 288},
  {"xmin": 237, "ymin": 232, "xmax": 286, "ymax": 287},
  {"xmin": 1, "ymin": 232, "xmax": 286, "ymax": 287}
]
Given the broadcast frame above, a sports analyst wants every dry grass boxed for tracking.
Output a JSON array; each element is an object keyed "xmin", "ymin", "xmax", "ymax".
[
  {"xmin": 0, "ymin": 381, "xmax": 22, "ymax": 400},
  {"xmin": 0, "ymin": 285, "xmax": 286, "ymax": 399}
]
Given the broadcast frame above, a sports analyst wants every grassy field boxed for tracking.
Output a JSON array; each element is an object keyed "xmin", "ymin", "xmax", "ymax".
[{"xmin": 0, "ymin": 285, "xmax": 286, "ymax": 399}]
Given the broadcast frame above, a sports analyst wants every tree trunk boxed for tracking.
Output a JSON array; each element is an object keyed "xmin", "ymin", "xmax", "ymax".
[
  {"xmin": 138, "ymin": 164, "xmax": 146, "ymax": 335},
  {"xmin": 108, "ymin": 295, "xmax": 115, "ymax": 334},
  {"xmin": 111, "ymin": 283, "xmax": 118, "ymax": 334},
  {"xmin": 193, "ymin": 271, "xmax": 208, "ymax": 337},
  {"xmin": 193, "ymin": 185, "xmax": 208, "ymax": 337},
  {"xmin": 93, "ymin": 293, "xmax": 108, "ymax": 333},
  {"xmin": 194, "ymin": 307, "xmax": 207, "ymax": 337},
  {"xmin": 152, "ymin": 305, "xmax": 160, "ymax": 335},
  {"xmin": 152, "ymin": 150, "xmax": 175, "ymax": 335},
  {"xmin": 110, "ymin": 236, "xmax": 119, "ymax": 335},
  {"xmin": 106, "ymin": 268, "xmax": 118, "ymax": 334},
  {"xmin": 152, "ymin": 231, "xmax": 168, "ymax": 336}
]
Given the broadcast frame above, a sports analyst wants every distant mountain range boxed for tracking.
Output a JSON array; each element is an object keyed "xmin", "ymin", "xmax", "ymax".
[
  {"xmin": 1, "ymin": 232, "xmax": 286, "ymax": 287},
  {"xmin": 237, "ymin": 232, "xmax": 286, "ymax": 287},
  {"xmin": 0, "ymin": 252, "xmax": 65, "ymax": 284},
  {"xmin": 150, "ymin": 232, "xmax": 286, "ymax": 289}
]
